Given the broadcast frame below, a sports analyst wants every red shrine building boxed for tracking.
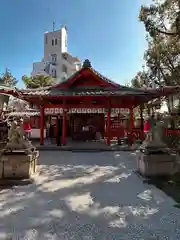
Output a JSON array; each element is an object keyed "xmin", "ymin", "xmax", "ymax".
[{"xmin": 1, "ymin": 59, "xmax": 180, "ymax": 146}]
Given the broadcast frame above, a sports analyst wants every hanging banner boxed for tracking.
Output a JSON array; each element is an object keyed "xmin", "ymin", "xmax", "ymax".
[{"xmin": 44, "ymin": 108, "xmax": 129, "ymax": 115}]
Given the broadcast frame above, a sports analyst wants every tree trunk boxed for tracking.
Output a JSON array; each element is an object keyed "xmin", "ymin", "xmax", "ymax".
[
  {"xmin": 147, "ymin": 105, "xmax": 151, "ymax": 116},
  {"xmin": 140, "ymin": 105, "xmax": 144, "ymax": 131}
]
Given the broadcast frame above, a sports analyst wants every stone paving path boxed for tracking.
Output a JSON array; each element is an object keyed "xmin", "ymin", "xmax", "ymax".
[{"xmin": 0, "ymin": 151, "xmax": 180, "ymax": 239}]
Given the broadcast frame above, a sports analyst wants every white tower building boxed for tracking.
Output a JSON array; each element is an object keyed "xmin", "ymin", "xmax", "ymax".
[{"xmin": 31, "ymin": 25, "xmax": 81, "ymax": 83}]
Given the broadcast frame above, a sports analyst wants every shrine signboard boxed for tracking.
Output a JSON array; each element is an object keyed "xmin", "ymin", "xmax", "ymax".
[{"xmin": 44, "ymin": 108, "xmax": 129, "ymax": 115}]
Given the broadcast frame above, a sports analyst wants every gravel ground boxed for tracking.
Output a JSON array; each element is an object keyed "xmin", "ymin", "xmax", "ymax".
[{"xmin": 0, "ymin": 151, "xmax": 180, "ymax": 239}]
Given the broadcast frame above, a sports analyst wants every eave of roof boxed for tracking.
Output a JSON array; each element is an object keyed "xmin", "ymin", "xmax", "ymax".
[
  {"xmin": 6, "ymin": 111, "xmax": 40, "ymax": 117},
  {"xmin": 19, "ymin": 87, "xmax": 152, "ymax": 97},
  {"xmin": 0, "ymin": 59, "xmax": 179, "ymax": 105},
  {"xmin": 18, "ymin": 86, "xmax": 180, "ymax": 107}
]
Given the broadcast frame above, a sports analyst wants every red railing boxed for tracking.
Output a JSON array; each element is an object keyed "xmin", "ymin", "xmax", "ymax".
[
  {"xmin": 111, "ymin": 127, "xmax": 180, "ymax": 140},
  {"xmin": 165, "ymin": 129, "xmax": 180, "ymax": 135}
]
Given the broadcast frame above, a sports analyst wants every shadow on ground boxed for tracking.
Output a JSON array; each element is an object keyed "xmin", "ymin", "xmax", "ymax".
[{"xmin": 0, "ymin": 151, "xmax": 180, "ymax": 239}]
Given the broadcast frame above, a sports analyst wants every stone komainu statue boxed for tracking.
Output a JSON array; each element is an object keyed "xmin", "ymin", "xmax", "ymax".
[
  {"xmin": 5, "ymin": 120, "xmax": 35, "ymax": 153},
  {"xmin": 8, "ymin": 121, "xmax": 20, "ymax": 144},
  {"xmin": 141, "ymin": 115, "xmax": 167, "ymax": 152},
  {"xmin": 151, "ymin": 121, "xmax": 166, "ymax": 146}
]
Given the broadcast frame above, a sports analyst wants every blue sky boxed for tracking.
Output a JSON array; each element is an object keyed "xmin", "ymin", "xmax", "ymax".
[{"xmin": 0, "ymin": 0, "xmax": 149, "ymax": 88}]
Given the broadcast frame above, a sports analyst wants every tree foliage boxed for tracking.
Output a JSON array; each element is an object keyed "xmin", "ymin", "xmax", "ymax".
[
  {"xmin": 144, "ymin": 34, "xmax": 180, "ymax": 86},
  {"xmin": 0, "ymin": 69, "xmax": 18, "ymax": 87},
  {"xmin": 131, "ymin": 70, "xmax": 151, "ymax": 88},
  {"xmin": 139, "ymin": 0, "xmax": 180, "ymax": 36},
  {"xmin": 0, "ymin": 69, "xmax": 18, "ymax": 108},
  {"xmin": 130, "ymin": 0, "xmax": 180, "ymax": 117},
  {"xmin": 131, "ymin": 70, "xmax": 155, "ymax": 120},
  {"xmin": 22, "ymin": 75, "xmax": 55, "ymax": 89}
]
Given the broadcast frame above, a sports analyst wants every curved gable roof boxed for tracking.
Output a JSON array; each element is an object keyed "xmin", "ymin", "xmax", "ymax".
[{"xmin": 53, "ymin": 59, "xmax": 121, "ymax": 89}]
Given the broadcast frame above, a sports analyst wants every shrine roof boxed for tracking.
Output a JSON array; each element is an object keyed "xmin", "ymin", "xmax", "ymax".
[
  {"xmin": 19, "ymin": 86, "xmax": 153, "ymax": 97},
  {"xmin": 18, "ymin": 60, "xmax": 180, "ymax": 100},
  {"xmin": 0, "ymin": 59, "xmax": 180, "ymax": 105},
  {"xmin": 79, "ymin": 64, "xmax": 120, "ymax": 87},
  {"xmin": 18, "ymin": 83, "xmax": 180, "ymax": 98},
  {"xmin": 18, "ymin": 58, "xmax": 154, "ymax": 97},
  {"xmin": 52, "ymin": 59, "xmax": 121, "ymax": 88},
  {"xmin": 6, "ymin": 111, "xmax": 40, "ymax": 117},
  {"xmin": 17, "ymin": 85, "xmax": 180, "ymax": 107}
]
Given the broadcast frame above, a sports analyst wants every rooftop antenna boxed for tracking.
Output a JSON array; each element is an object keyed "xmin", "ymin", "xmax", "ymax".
[{"xmin": 53, "ymin": 21, "xmax": 55, "ymax": 32}]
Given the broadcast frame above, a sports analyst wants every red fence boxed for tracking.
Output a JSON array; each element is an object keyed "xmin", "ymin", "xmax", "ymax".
[
  {"xmin": 165, "ymin": 129, "xmax": 180, "ymax": 135},
  {"xmin": 111, "ymin": 125, "xmax": 180, "ymax": 141}
]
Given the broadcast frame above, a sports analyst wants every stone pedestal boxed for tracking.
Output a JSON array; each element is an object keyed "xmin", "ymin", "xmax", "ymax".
[
  {"xmin": 136, "ymin": 120, "xmax": 179, "ymax": 177},
  {"xmin": 136, "ymin": 150, "xmax": 178, "ymax": 177},
  {"xmin": 0, "ymin": 150, "xmax": 39, "ymax": 179}
]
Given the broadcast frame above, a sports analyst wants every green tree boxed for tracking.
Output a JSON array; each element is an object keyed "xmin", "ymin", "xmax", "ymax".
[
  {"xmin": 139, "ymin": 0, "xmax": 180, "ymax": 114},
  {"xmin": 22, "ymin": 75, "xmax": 55, "ymax": 89},
  {"xmin": 144, "ymin": 35, "xmax": 180, "ymax": 86},
  {"xmin": 144, "ymin": 35, "xmax": 180, "ymax": 114},
  {"xmin": 131, "ymin": 71, "xmax": 149, "ymax": 128},
  {"xmin": 0, "ymin": 69, "xmax": 18, "ymax": 109},
  {"xmin": 0, "ymin": 69, "xmax": 18, "ymax": 87},
  {"xmin": 139, "ymin": 0, "xmax": 180, "ymax": 36},
  {"xmin": 131, "ymin": 69, "xmax": 162, "ymax": 123}
]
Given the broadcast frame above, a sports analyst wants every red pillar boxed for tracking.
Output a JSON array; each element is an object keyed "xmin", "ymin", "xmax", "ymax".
[
  {"xmin": 56, "ymin": 116, "xmax": 59, "ymax": 144},
  {"xmin": 62, "ymin": 109, "xmax": 67, "ymax": 145},
  {"xmin": 129, "ymin": 107, "xmax": 134, "ymax": 145},
  {"xmin": 40, "ymin": 105, "xmax": 44, "ymax": 145},
  {"xmin": 106, "ymin": 109, "xmax": 111, "ymax": 145},
  {"xmin": 70, "ymin": 116, "xmax": 74, "ymax": 138}
]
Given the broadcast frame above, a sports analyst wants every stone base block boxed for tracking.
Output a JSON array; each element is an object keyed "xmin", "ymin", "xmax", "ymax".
[
  {"xmin": 136, "ymin": 150, "xmax": 177, "ymax": 177},
  {"xmin": 0, "ymin": 150, "xmax": 39, "ymax": 179}
]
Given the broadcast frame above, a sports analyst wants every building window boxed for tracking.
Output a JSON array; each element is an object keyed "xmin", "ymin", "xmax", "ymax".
[
  {"xmin": 55, "ymin": 38, "xmax": 57, "ymax": 45},
  {"xmin": 51, "ymin": 54, "xmax": 57, "ymax": 64},
  {"xmin": 45, "ymin": 35, "xmax": 48, "ymax": 44},
  {"xmin": 62, "ymin": 64, "xmax": 67, "ymax": 73},
  {"xmin": 52, "ymin": 39, "xmax": 54, "ymax": 46},
  {"xmin": 51, "ymin": 69, "xmax": 56, "ymax": 78}
]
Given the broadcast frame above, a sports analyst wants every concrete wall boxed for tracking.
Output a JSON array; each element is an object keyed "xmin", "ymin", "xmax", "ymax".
[
  {"xmin": 31, "ymin": 26, "xmax": 81, "ymax": 83},
  {"xmin": 44, "ymin": 26, "xmax": 67, "ymax": 61}
]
